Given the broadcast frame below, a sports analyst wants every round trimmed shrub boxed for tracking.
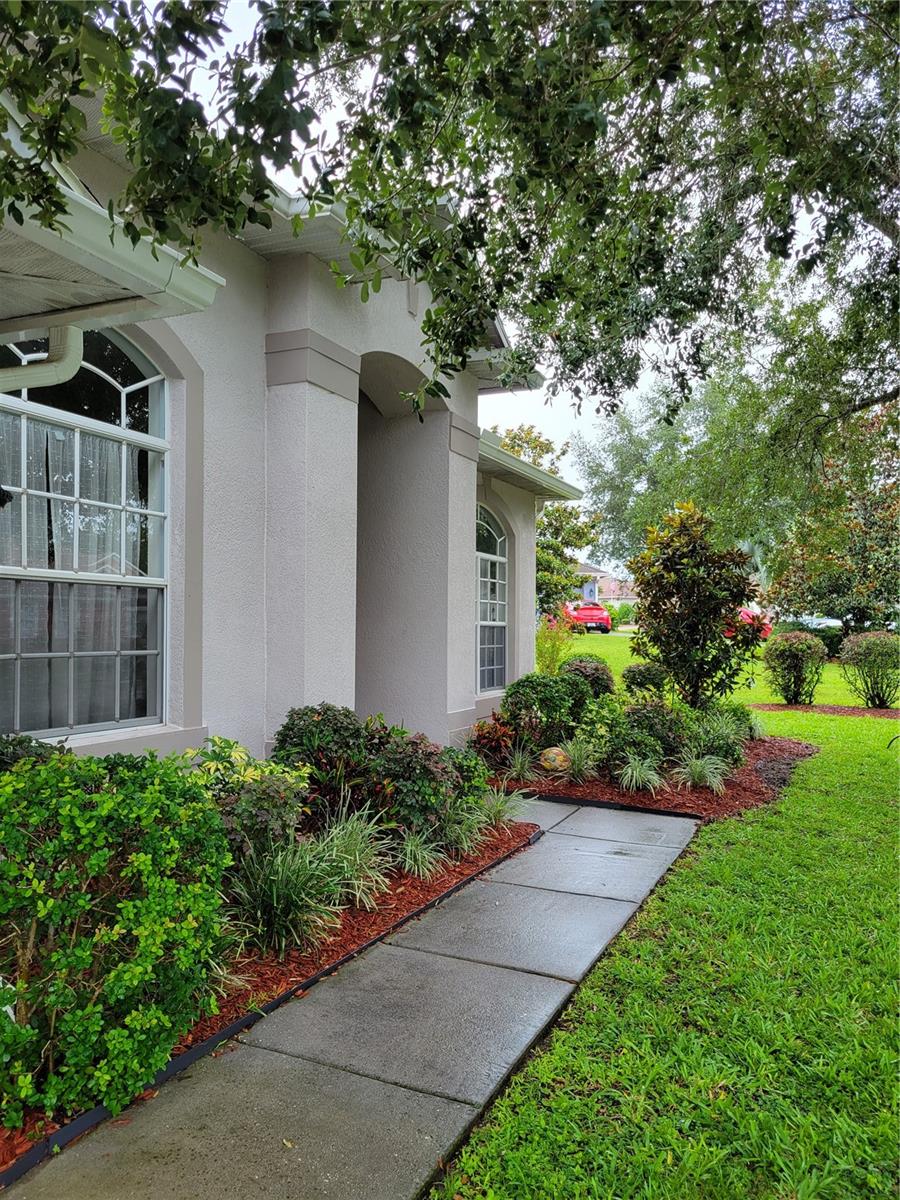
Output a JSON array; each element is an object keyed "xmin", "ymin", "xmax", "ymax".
[
  {"xmin": 763, "ymin": 630, "xmax": 827, "ymax": 704},
  {"xmin": 0, "ymin": 753, "xmax": 228, "ymax": 1124},
  {"xmin": 273, "ymin": 703, "xmax": 368, "ymax": 769},
  {"xmin": 621, "ymin": 661, "xmax": 669, "ymax": 698},
  {"xmin": 501, "ymin": 671, "xmax": 591, "ymax": 748},
  {"xmin": 839, "ymin": 632, "xmax": 900, "ymax": 708},
  {"xmin": 560, "ymin": 655, "xmax": 615, "ymax": 698}
]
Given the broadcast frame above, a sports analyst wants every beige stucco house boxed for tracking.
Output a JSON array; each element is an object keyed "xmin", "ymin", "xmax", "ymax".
[{"xmin": 0, "ymin": 126, "xmax": 580, "ymax": 756}]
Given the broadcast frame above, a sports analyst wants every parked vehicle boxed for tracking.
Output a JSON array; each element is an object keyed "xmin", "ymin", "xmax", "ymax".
[
  {"xmin": 565, "ymin": 601, "xmax": 612, "ymax": 633},
  {"xmin": 724, "ymin": 607, "xmax": 773, "ymax": 640}
]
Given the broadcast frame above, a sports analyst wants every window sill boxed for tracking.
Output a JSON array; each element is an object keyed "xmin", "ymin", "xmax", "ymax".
[{"xmin": 62, "ymin": 723, "xmax": 208, "ymax": 757}]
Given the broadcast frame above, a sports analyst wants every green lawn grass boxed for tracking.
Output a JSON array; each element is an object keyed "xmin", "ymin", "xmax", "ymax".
[
  {"xmin": 433, "ymin": 710, "xmax": 899, "ymax": 1199},
  {"xmin": 569, "ymin": 632, "xmax": 863, "ymax": 707}
]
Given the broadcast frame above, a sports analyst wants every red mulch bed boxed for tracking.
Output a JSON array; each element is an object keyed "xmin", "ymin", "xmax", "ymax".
[
  {"xmin": 502, "ymin": 736, "xmax": 818, "ymax": 823},
  {"xmin": 751, "ymin": 702, "xmax": 899, "ymax": 719},
  {"xmin": 0, "ymin": 820, "xmax": 538, "ymax": 1176}
]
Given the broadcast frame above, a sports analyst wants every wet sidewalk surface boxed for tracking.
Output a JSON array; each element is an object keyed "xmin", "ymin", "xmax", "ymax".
[{"xmin": 9, "ymin": 802, "xmax": 696, "ymax": 1200}]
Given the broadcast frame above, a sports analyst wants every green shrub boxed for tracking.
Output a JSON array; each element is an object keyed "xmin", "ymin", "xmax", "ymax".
[
  {"xmin": 368, "ymin": 731, "xmax": 454, "ymax": 834},
  {"xmin": 560, "ymin": 655, "xmax": 615, "ymax": 698},
  {"xmin": 0, "ymin": 734, "xmax": 63, "ymax": 773},
  {"xmin": 501, "ymin": 671, "xmax": 591, "ymax": 747},
  {"xmin": 774, "ymin": 620, "xmax": 843, "ymax": 658},
  {"xmin": 621, "ymin": 661, "xmax": 669, "ymax": 698},
  {"xmin": 629, "ymin": 501, "xmax": 765, "ymax": 706},
  {"xmin": 273, "ymin": 703, "xmax": 368, "ymax": 767},
  {"xmin": 187, "ymin": 737, "xmax": 311, "ymax": 855},
  {"xmin": 441, "ymin": 746, "xmax": 491, "ymax": 801},
  {"xmin": 763, "ymin": 630, "xmax": 828, "ymax": 704},
  {"xmin": 623, "ymin": 700, "xmax": 687, "ymax": 759},
  {"xmin": 0, "ymin": 753, "xmax": 229, "ymax": 1124},
  {"xmin": 839, "ymin": 632, "xmax": 900, "ymax": 708},
  {"xmin": 578, "ymin": 695, "xmax": 665, "ymax": 768}
]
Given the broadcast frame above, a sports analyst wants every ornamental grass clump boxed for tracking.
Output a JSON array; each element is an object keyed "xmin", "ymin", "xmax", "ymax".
[
  {"xmin": 763, "ymin": 630, "xmax": 828, "ymax": 704},
  {"xmin": 839, "ymin": 632, "xmax": 900, "ymax": 708},
  {"xmin": 0, "ymin": 753, "xmax": 229, "ymax": 1125},
  {"xmin": 670, "ymin": 752, "xmax": 730, "ymax": 795}
]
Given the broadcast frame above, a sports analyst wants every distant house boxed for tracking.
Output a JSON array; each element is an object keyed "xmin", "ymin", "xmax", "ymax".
[{"xmin": 577, "ymin": 563, "xmax": 637, "ymax": 605}]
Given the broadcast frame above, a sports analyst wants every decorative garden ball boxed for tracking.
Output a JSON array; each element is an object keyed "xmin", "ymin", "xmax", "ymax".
[{"xmin": 540, "ymin": 746, "xmax": 571, "ymax": 773}]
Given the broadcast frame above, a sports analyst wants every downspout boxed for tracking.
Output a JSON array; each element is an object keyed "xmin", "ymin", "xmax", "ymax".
[{"xmin": 0, "ymin": 326, "xmax": 83, "ymax": 509}]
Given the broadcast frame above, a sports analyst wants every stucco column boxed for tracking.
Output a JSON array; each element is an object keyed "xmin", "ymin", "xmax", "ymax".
[{"xmin": 264, "ymin": 332, "xmax": 360, "ymax": 739}]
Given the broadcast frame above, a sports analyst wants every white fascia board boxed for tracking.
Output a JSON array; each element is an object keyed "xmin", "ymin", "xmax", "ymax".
[
  {"xmin": 478, "ymin": 430, "xmax": 582, "ymax": 500},
  {"xmin": 0, "ymin": 185, "xmax": 224, "ymax": 337}
]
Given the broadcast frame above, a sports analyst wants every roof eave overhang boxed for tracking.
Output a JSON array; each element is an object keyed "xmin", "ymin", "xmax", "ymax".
[
  {"xmin": 477, "ymin": 432, "xmax": 582, "ymax": 500},
  {"xmin": 467, "ymin": 352, "xmax": 544, "ymax": 394},
  {"xmin": 0, "ymin": 185, "xmax": 224, "ymax": 340}
]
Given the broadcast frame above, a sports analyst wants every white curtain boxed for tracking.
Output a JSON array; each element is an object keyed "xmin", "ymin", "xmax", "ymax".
[{"xmin": 78, "ymin": 434, "xmax": 121, "ymax": 573}]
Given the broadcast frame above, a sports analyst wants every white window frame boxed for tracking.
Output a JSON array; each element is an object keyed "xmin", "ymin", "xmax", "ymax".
[
  {"xmin": 476, "ymin": 504, "xmax": 508, "ymax": 694},
  {"xmin": 0, "ymin": 338, "xmax": 168, "ymax": 737}
]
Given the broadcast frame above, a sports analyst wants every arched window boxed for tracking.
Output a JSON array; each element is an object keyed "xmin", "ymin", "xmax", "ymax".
[
  {"xmin": 0, "ymin": 331, "xmax": 167, "ymax": 735},
  {"xmin": 476, "ymin": 504, "xmax": 507, "ymax": 692}
]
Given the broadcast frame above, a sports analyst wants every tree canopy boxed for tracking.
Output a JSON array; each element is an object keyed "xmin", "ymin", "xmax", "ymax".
[
  {"xmin": 574, "ymin": 265, "xmax": 899, "ymax": 573},
  {"xmin": 1, "ymin": 1, "xmax": 895, "ymax": 412}
]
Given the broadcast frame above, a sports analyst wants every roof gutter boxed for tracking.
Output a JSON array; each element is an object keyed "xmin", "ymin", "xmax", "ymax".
[
  {"xmin": 477, "ymin": 431, "xmax": 582, "ymax": 500},
  {"xmin": 0, "ymin": 325, "xmax": 83, "ymax": 390}
]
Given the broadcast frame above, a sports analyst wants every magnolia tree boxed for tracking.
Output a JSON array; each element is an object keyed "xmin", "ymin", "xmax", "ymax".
[
  {"xmin": 628, "ymin": 502, "xmax": 766, "ymax": 707},
  {"xmin": 0, "ymin": 1, "xmax": 895, "ymax": 414}
]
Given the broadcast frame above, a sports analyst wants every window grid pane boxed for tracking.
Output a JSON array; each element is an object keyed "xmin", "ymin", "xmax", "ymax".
[
  {"xmin": 475, "ymin": 507, "xmax": 508, "ymax": 692},
  {"xmin": 0, "ymin": 333, "xmax": 166, "ymax": 735},
  {"xmin": 0, "ymin": 577, "xmax": 163, "ymax": 735}
]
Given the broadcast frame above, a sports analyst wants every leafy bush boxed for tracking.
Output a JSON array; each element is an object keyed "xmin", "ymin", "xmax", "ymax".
[
  {"xmin": 187, "ymin": 737, "xmax": 311, "ymax": 855},
  {"xmin": 578, "ymin": 694, "xmax": 664, "ymax": 768},
  {"xmin": 670, "ymin": 753, "xmax": 730, "ymax": 795},
  {"xmin": 441, "ymin": 746, "xmax": 491, "ymax": 802},
  {"xmin": 629, "ymin": 502, "xmax": 766, "ymax": 706},
  {"xmin": 774, "ymin": 620, "xmax": 843, "ymax": 659},
  {"xmin": 622, "ymin": 661, "xmax": 669, "ymax": 698},
  {"xmin": 367, "ymin": 730, "xmax": 455, "ymax": 834},
  {"xmin": 0, "ymin": 734, "xmax": 63, "ymax": 773},
  {"xmin": 535, "ymin": 609, "xmax": 575, "ymax": 674},
  {"xmin": 273, "ymin": 703, "xmax": 367, "ymax": 767},
  {"xmin": 839, "ymin": 632, "xmax": 900, "ymax": 708},
  {"xmin": 763, "ymin": 630, "xmax": 828, "ymax": 704},
  {"xmin": 623, "ymin": 700, "xmax": 688, "ymax": 759},
  {"xmin": 0, "ymin": 753, "xmax": 228, "ymax": 1123},
  {"xmin": 560, "ymin": 654, "xmax": 615, "ymax": 697},
  {"xmin": 615, "ymin": 752, "xmax": 663, "ymax": 794},
  {"xmin": 501, "ymin": 671, "xmax": 592, "ymax": 747},
  {"xmin": 467, "ymin": 711, "xmax": 515, "ymax": 768}
]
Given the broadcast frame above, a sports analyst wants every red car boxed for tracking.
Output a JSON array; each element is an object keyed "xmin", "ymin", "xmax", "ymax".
[
  {"xmin": 724, "ymin": 607, "xmax": 773, "ymax": 639},
  {"xmin": 566, "ymin": 602, "xmax": 612, "ymax": 633}
]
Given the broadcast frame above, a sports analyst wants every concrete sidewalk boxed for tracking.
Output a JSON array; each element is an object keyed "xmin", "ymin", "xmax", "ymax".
[{"xmin": 9, "ymin": 802, "xmax": 696, "ymax": 1200}]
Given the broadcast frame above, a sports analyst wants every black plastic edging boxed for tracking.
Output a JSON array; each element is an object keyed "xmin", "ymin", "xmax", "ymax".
[
  {"xmin": 529, "ymin": 791, "xmax": 705, "ymax": 823},
  {"xmin": 0, "ymin": 825, "xmax": 544, "ymax": 1192}
]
